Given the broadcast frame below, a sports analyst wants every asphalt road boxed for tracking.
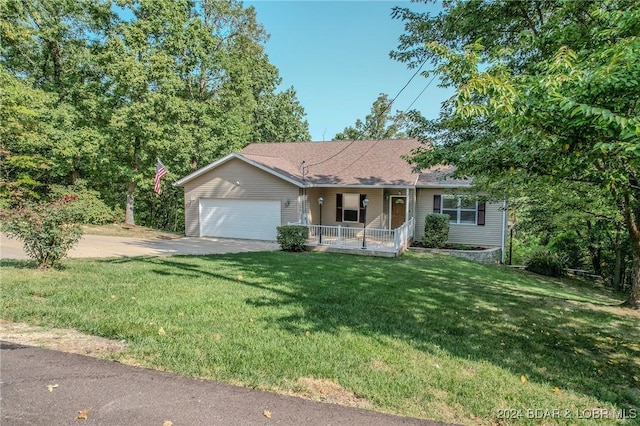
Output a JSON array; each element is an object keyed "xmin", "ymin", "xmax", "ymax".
[
  {"xmin": 0, "ymin": 233, "xmax": 279, "ymax": 260},
  {"xmin": 1, "ymin": 342, "xmax": 448, "ymax": 426}
]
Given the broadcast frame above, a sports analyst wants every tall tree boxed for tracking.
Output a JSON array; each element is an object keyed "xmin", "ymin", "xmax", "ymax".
[
  {"xmin": 334, "ymin": 93, "xmax": 415, "ymax": 140},
  {"xmin": 253, "ymin": 87, "xmax": 310, "ymax": 143},
  {"xmin": 0, "ymin": 0, "xmax": 110, "ymax": 192},
  {"xmin": 99, "ymin": 0, "xmax": 308, "ymax": 224},
  {"xmin": 393, "ymin": 1, "xmax": 640, "ymax": 307},
  {"xmin": 2, "ymin": 0, "xmax": 310, "ymax": 228}
]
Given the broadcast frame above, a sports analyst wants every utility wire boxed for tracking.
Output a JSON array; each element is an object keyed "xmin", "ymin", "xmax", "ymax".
[
  {"xmin": 332, "ymin": 72, "xmax": 438, "ymax": 176},
  {"xmin": 303, "ymin": 56, "xmax": 430, "ymax": 172},
  {"xmin": 405, "ymin": 73, "xmax": 438, "ymax": 111}
]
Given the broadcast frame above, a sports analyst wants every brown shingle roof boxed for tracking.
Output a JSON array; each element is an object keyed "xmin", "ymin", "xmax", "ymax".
[
  {"xmin": 241, "ymin": 139, "xmax": 424, "ymax": 187},
  {"xmin": 417, "ymin": 164, "xmax": 470, "ymax": 186}
]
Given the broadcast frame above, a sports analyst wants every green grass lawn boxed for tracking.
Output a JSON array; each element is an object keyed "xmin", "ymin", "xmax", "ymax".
[{"xmin": 1, "ymin": 251, "xmax": 638, "ymax": 425}]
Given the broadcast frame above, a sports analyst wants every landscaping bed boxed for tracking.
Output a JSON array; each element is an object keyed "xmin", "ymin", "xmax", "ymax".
[{"xmin": 410, "ymin": 242, "xmax": 502, "ymax": 264}]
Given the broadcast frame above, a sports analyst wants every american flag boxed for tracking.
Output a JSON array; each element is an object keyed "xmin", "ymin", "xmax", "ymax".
[{"xmin": 154, "ymin": 158, "xmax": 168, "ymax": 194}]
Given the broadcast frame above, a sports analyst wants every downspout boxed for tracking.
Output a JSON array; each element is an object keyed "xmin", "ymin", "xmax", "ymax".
[{"xmin": 501, "ymin": 199, "xmax": 507, "ymax": 263}]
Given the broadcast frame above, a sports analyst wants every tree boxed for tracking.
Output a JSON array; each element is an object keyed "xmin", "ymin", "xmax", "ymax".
[
  {"xmin": 334, "ymin": 93, "xmax": 415, "ymax": 140},
  {"xmin": 393, "ymin": 1, "xmax": 640, "ymax": 307},
  {"xmin": 253, "ymin": 87, "xmax": 310, "ymax": 143},
  {"xmin": 0, "ymin": 0, "xmax": 109, "ymax": 199},
  {"xmin": 508, "ymin": 179, "xmax": 632, "ymax": 288},
  {"xmin": 1, "ymin": 0, "xmax": 310, "ymax": 229}
]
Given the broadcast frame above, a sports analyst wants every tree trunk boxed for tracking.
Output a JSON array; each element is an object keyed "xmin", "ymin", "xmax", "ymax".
[
  {"xmin": 70, "ymin": 169, "xmax": 80, "ymax": 184},
  {"xmin": 585, "ymin": 221, "xmax": 602, "ymax": 275},
  {"xmin": 627, "ymin": 249, "xmax": 640, "ymax": 308},
  {"xmin": 612, "ymin": 231, "xmax": 622, "ymax": 289},
  {"xmin": 620, "ymin": 196, "xmax": 640, "ymax": 309},
  {"xmin": 125, "ymin": 180, "xmax": 136, "ymax": 225}
]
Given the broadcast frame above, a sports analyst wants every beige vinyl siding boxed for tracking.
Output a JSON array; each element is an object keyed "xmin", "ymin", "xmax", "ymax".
[
  {"xmin": 306, "ymin": 188, "xmax": 385, "ymax": 229},
  {"xmin": 415, "ymin": 188, "xmax": 506, "ymax": 247},
  {"xmin": 182, "ymin": 158, "xmax": 299, "ymax": 237}
]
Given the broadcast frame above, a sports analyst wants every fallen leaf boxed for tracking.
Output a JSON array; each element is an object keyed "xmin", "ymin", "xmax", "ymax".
[
  {"xmin": 553, "ymin": 387, "xmax": 560, "ymax": 393},
  {"xmin": 162, "ymin": 421, "xmax": 173, "ymax": 426},
  {"xmin": 75, "ymin": 408, "xmax": 91, "ymax": 420},
  {"xmin": 158, "ymin": 327, "xmax": 166, "ymax": 336},
  {"xmin": 47, "ymin": 384, "xmax": 59, "ymax": 392},
  {"xmin": 263, "ymin": 409, "xmax": 272, "ymax": 419},
  {"xmin": 237, "ymin": 274, "xmax": 243, "ymax": 281},
  {"xmin": 520, "ymin": 375, "xmax": 527, "ymax": 384}
]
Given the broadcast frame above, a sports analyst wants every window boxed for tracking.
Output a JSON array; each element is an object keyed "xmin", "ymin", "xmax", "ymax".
[
  {"xmin": 342, "ymin": 193, "xmax": 360, "ymax": 222},
  {"xmin": 336, "ymin": 193, "xmax": 366, "ymax": 223},
  {"xmin": 434, "ymin": 195, "xmax": 486, "ymax": 225}
]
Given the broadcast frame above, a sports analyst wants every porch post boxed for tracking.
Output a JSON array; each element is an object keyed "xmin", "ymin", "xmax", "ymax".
[{"xmin": 405, "ymin": 187, "xmax": 410, "ymax": 226}]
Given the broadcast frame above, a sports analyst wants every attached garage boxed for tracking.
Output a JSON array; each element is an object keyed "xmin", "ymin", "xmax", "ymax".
[{"xmin": 199, "ymin": 199, "xmax": 281, "ymax": 240}]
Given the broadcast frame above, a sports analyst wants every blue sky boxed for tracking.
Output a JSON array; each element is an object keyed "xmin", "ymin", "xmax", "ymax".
[{"xmin": 244, "ymin": 1, "xmax": 450, "ymax": 141}]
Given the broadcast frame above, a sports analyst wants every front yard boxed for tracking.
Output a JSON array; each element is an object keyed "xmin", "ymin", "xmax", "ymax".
[{"xmin": 1, "ymin": 251, "xmax": 638, "ymax": 425}]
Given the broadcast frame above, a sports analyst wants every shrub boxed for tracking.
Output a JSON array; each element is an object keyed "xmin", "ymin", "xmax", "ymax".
[
  {"xmin": 49, "ymin": 181, "xmax": 117, "ymax": 224},
  {"xmin": 423, "ymin": 214, "xmax": 450, "ymax": 248},
  {"xmin": 525, "ymin": 248, "xmax": 566, "ymax": 277},
  {"xmin": 276, "ymin": 225, "xmax": 309, "ymax": 252},
  {"xmin": 1, "ymin": 197, "xmax": 83, "ymax": 269},
  {"xmin": 548, "ymin": 231, "xmax": 586, "ymax": 269}
]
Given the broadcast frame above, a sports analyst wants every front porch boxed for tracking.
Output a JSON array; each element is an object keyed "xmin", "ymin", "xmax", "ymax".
[{"xmin": 291, "ymin": 217, "xmax": 415, "ymax": 256}]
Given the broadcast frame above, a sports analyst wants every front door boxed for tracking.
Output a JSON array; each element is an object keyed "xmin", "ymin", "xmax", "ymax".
[{"xmin": 390, "ymin": 197, "xmax": 406, "ymax": 229}]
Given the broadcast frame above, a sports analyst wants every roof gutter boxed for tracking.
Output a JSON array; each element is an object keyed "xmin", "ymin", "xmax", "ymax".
[{"xmin": 173, "ymin": 153, "xmax": 306, "ymax": 188}]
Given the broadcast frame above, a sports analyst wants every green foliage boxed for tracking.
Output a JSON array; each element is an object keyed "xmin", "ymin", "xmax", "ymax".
[
  {"xmin": 1, "ymin": 197, "xmax": 83, "ymax": 269},
  {"xmin": 525, "ymin": 248, "xmax": 566, "ymax": 278},
  {"xmin": 507, "ymin": 232, "xmax": 543, "ymax": 266},
  {"xmin": 276, "ymin": 225, "xmax": 309, "ymax": 252},
  {"xmin": 1, "ymin": 0, "xmax": 310, "ymax": 230},
  {"xmin": 394, "ymin": 0, "xmax": 640, "ymax": 306},
  {"xmin": 548, "ymin": 231, "xmax": 586, "ymax": 270},
  {"xmin": 423, "ymin": 214, "xmax": 449, "ymax": 248},
  {"xmin": 253, "ymin": 87, "xmax": 311, "ymax": 142},
  {"xmin": 333, "ymin": 93, "xmax": 420, "ymax": 140},
  {"xmin": 49, "ymin": 181, "xmax": 118, "ymax": 225}
]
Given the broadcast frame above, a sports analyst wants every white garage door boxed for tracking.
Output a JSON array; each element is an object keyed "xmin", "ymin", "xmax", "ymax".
[{"xmin": 199, "ymin": 199, "xmax": 281, "ymax": 240}]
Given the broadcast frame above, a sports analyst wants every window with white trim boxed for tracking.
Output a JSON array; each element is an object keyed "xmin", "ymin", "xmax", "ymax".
[
  {"xmin": 342, "ymin": 193, "xmax": 360, "ymax": 222},
  {"xmin": 336, "ymin": 193, "xmax": 366, "ymax": 223},
  {"xmin": 441, "ymin": 196, "xmax": 478, "ymax": 225}
]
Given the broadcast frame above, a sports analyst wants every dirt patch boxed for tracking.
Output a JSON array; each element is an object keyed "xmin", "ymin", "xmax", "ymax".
[
  {"xmin": 565, "ymin": 300, "xmax": 640, "ymax": 319},
  {"xmin": 0, "ymin": 319, "xmax": 127, "ymax": 357},
  {"xmin": 293, "ymin": 377, "xmax": 371, "ymax": 409},
  {"xmin": 82, "ymin": 223, "xmax": 181, "ymax": 240}
]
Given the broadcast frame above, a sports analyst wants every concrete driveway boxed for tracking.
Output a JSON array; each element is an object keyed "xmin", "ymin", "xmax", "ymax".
[{"xmin": 0, "ymin": 233, "xmax": 279, "ymax": 260}]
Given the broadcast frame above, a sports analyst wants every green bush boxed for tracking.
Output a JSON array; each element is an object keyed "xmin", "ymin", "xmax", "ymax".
[
  {"xmin": 276, "ymin": 225, "xmax": 309, "ymax": 252},
  {"xmin": 525, "ymin": 248, "xmax": 566, "ymax": 277},
  {"xmin": 423, "ymin": 214, "xmax": 450, "ymax": 248},
  {"xmin": 50, "ymin": 181, "xmax": 117, "ymax": 225},
  {"xmin": 1, "ymin": 197, "xmax": 83, "ymax": 269},
  {"xmin": 548, "ymin": 231, "xmax": 586, "ymax": 269}
]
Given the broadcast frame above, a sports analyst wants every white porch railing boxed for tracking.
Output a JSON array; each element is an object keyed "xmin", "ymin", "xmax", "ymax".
[{"xmin": 289, "ymin": 217, "xmax": 415, "ymax": 253}]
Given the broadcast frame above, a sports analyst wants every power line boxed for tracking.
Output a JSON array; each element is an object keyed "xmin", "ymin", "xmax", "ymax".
[
  {"xmin": 405, "ymin": 72, "xmax": 437, "ymax": 111},
  {"xmin": 304, "ymin": 57, "xmax": 430, "ymax": 172}
]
